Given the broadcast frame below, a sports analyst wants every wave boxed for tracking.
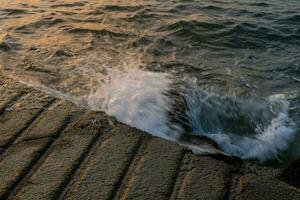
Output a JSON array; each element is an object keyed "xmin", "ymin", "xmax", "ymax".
[
  {"xmin": 65, "ymin": 56, "xmax": 297, "ymax": 162},
  {"xmin": 88, "ymin": 66, "xmax": 182, "ymax": 140},
  {"xmin": 184, "ymin": 89, "xmax": 297, "ymax": 162},
  {"xmin": 64, "ymin": 27, "xmax": 132, "ymax": 38},
  {"xmin": 156, "ymin": 19, "xmax": 300, "ymax": 49}
]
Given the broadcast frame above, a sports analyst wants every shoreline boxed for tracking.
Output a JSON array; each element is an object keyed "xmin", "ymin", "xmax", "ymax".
[{"xmin": 0, "ymin": 73, "xmax": 299, "ymax": 199}]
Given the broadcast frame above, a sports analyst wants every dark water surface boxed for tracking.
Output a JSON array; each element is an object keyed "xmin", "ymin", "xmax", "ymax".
[{"xmin": 0, "ymin": 0, "xmax": 300, "ymax": 162}]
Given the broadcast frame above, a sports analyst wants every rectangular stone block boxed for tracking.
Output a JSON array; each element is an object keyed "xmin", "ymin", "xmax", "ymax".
[
  {"xmin": 0, "ymin": 90, "xmax": 53, "ymax": 147},
  {"xmin": 0, "ymin": 139, "xmax": 50, "ymax": 199},
  {"xmin": 178, "ymin": 156, "xmax": 236, "ymax": 200},
  {"xmin": 0, "ymin": 80, "xmax": 28, "ymax": 113},
  {"xmin": 236, "ymin": 174, "xmax": 300, "ymax": 200},
  {"xmin": 65, "ymin": 125, "xmax": 142, "ymax": 200},
  {"xmin": 20, "ymin": 101, "xmax": 77, "ymax": 141},
  {"xmin": 15, "ymin": 112, "xmax": 111, "ymax": 200},
  {"xmin": 122, "ymin": 138, "xmax": 183, "ymax": 200}
]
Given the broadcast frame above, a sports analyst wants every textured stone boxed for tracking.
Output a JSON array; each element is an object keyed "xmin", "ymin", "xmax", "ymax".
[
  {"xmin": 65, "ymin": 125, "xmax": 141, "ymax": 200},
  {"xmin": 0, "ymin": 79, "xmax": 28, "ymax": 113},
  {"xmin": 122, "ymin": 138, "xmax": 183, "ymax": 200},
  {"xmin": 15, "ymin": 112, "xmax": 110, "ymax": 200},
  {"xmin": 178, "ymin": 156, "xmax": 236, "ymax": 200},
  {"xmin": 19, "ymin": 101, "xmax": 77, "ymax": 141},
  {"xmin": 0, "ymin": 90, "xmax": 53, "ymax": 147},
  {"xmin": 0, "ymin": 139, "xmax": 49, "ymax": 199},
  {"xmin": 236, "ymin": 174, "xmax": 300, "ymax": 200},
  {"xmin": 279, "ymin": 158, "xmax": 300, "ymax": 188}
]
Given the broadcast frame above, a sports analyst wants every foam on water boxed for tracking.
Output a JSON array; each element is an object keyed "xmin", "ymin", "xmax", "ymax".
[
  {"xmin": 85, "ymin": 61, "xmax": 298, "ymax": 161},
  {"xmin": 184, "ymin": 89, "xmax": 298, "ymax": 162},
  {"xmin": 225, "ymin": 100, "xmax": 295, "ymax": 162},
  {"xmin": 88, "ymin": 66, "xmax": 183, "ymax": 140}
]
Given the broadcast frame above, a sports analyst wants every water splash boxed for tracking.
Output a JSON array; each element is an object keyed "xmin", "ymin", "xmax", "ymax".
[
  {"xmin": 184, "ymin": 88, "xmax": 297, "ymax": 162},
  {"xmin": 88, "ymin": 66, "xmax": 183, "ymax": 140},
  {"xmin": 85, "ymin": 60, "xmax": 298, "ymax": 162},
  {"xmin": 4, "ymin": 53, "xmax": 298, "ymax": 162}
]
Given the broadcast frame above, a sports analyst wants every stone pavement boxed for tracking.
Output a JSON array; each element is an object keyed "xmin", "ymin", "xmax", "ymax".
[{"xmin": 0, "ymin": 74, "xmax": 299, "ymax": 200}]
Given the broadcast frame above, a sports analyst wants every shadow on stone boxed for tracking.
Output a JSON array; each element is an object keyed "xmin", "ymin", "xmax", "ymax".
[{"xmin": 278, "ymin": 158, "xmax": 300, "ymax": 188}]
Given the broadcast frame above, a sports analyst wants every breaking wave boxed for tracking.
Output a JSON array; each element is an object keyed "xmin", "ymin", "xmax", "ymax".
[{"xmin": 82, "ymin": 60, "xmax": 297, "ymax": 162}]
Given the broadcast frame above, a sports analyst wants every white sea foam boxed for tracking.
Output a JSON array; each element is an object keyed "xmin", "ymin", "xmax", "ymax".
[
  {"xmin": 186, "ymin": 92, "xmax": 297, "ymax": 162},
  {"xmin": 87, "ymin": 67, "xmax": 183, "ymax": 140}
]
